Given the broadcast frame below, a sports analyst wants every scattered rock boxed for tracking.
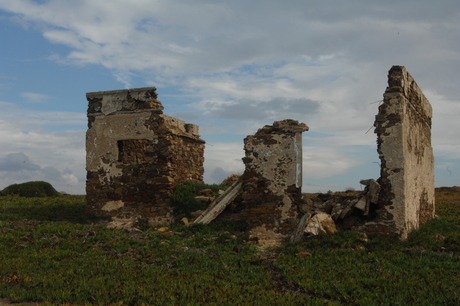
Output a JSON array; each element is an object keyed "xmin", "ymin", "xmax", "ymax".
[
  {"xmin": 305, "ymin": 213, "xmax": 337, "ymax": 235},
  {"xmin": 330, "ymin": 204, "xmax": 343, "ymax": 221},
  {"xmin": 303, "ymin": 178, "xmax": 382, "ymax": 236},
  {"xmin": 354, "ymin": 196, "xmax": 367, "ymax": 211},
  {"xmin": 367, "ymin": 179, "xmax": 380, "ymax": 204},
  {"xmin": 342, "ymin": 214, "xmax": 360, "ymax": 229},
  {"xmin": 319, "ymin": 198, "xmax": 335, "ymax": 214},
  {"xmin": 434, "ymin": 234, "xmax": 446, "ymax": 240},
  {"xmin": 180, "ymin": 217, "xmax": 189, "ymax": 226}
]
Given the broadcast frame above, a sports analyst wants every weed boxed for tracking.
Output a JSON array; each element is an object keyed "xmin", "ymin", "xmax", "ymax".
[{"xmin": 133, "ymin": 218, "xmax": 150, "ymax": 231}]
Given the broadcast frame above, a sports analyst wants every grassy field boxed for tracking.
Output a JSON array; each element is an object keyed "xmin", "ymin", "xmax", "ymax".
[{"xmin": 1, "ymin": 187, "xmax": 460, "ymax": 305}]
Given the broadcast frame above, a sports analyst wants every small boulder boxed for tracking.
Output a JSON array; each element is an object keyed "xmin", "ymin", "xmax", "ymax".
[
  {"xmin": 305, "ymin": 213, "xmax": 337, "ymax": 235},
  {"xmin": 354, "ymin": 196, "xmax": 368, "ymax": 211},
  {"xmin": 181, "ymin": 217, "xmax": 190, "ymax": 226}
]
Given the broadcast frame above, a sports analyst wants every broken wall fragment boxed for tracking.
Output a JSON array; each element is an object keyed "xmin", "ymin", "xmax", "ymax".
[
  {"xmin": 299, "ymin": 66, "xmax": 435, "ymax": 240},
  {"xmin": 239, "ymin": 119, "xmax": 309, "ymax": 247},
  {"xmin": 369, "ymin": 65, "xmax": 435, "ymax": 238}
]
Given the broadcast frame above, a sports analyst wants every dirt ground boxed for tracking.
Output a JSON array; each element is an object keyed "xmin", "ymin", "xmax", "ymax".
[{"xmin": 0, "ymin": 298, "xmax": 39, "ymax": 306}]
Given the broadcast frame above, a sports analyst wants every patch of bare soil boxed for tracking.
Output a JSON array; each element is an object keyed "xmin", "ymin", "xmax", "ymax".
[{"xmin": 0, "ymin": 298, "xmax": 40, "ymax": 306}]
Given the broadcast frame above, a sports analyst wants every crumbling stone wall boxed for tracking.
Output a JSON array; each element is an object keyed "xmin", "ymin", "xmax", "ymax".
[
  {"xmin": 240, "ymin": 120, "xmax": 309, "ymax": 246},
  {"xmin": 86, "ymin": 87, "xmax": 205, "ymax": 228},
  {"xmin": 368, "ymin": 66, "xmax": 435, "ymax": 238}
]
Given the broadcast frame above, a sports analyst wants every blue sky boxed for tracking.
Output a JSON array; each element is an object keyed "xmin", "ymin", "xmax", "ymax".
[{"xmin": 0, "ymin": 0, "xmax": 459, "ymax": 194}]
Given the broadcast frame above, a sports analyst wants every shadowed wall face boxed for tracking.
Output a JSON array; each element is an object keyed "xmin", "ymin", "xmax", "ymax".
[
  {"xmin": 371, "ymin": 66, "xmax": 435, "ymax": 238},
  {"xmin": 86, "ymin": 87, "xmax": 205, "ymax": 228}
]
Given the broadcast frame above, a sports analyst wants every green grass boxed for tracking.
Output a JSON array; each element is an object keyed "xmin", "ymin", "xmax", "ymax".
[
  {"xmin": 274, "ymin": 227, "xmax": 460, "ymax": 305},
  {"xmin": 0, "ymin": 187, "xmax": 460, "ymax": 305}
]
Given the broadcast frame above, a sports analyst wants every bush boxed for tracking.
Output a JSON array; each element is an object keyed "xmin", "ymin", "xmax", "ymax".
[
  {"xmin": 0, "ymin": 181, "xmax": 60, "ymax": 197},
  {"xmin": 169, "ymin": 181, "xmax": 228, "ymax": 218}
]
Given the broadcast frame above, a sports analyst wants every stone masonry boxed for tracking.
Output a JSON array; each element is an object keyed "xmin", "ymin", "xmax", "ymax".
[
  {"xmin": 369, "ymin": 66, "xmax": 435, "ymax": 238},
  {"xmin": 86, "ymin": 87, "xmax": 205, "ymax": 228},
  {"xmin": 295, "ymin": 66, "xmax": 435, "ymax": 240},
  {"xmin": 240, "ymin": 119, "xmax": 309, "ymax": 247},
  {"xmin": 84, "ymin": 66, "xmax": 435, "ymax": 243}
]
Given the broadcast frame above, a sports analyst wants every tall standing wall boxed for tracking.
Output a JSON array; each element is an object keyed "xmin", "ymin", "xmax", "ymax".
[
  {"xmin": 85, "ymin": 87, "xmax": 205, "ymax": 228},
  {"xmin": 240, "ymin": 119, "xmax": 309, "ymax": 247},
  {"xmin": 371, "ymin": 66, "xmax": 435, "ymax": 238}
]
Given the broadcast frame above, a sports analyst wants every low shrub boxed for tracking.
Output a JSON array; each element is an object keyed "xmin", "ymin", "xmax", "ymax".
[
  {"xmin": 0, "ymin": 181, "xmax": 60, "ymax": 197},
  {"xmin": 169, "ymin": 181, "xmax": 228, "ymax": 218}
]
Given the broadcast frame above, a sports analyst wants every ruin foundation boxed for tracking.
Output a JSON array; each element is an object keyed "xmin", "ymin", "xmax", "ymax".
[{"xmin": 85, "ymin": 87, "xmax": 205, "ymax": 228}]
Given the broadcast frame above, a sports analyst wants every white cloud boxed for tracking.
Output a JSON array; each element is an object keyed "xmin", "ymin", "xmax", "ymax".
[
  {"xmin": 0, "ymin": 150, "xmax": 85, "ymax": 194},
  {"xmin": 0, "ymin": 0, "xmax": 459, "ymax": 191},
  {"xmin": 1, "ymin": 0, "xmax": 456, "ymax": 82},
  {"xmin": 0, "ymin": 102, "xmax": 86, "ymax": 194},
  {"xmin": 202, "ymin": 139, "xmax": 369, "ymax": 187},
  {"xmin": 0, "ymin": 101, "xmax": 86, "ymax": 128},
  {"xmin": 202, "ymin": 97, "xmax": 320, "ymax": 122},
  {"xmin": 43, "ymin": 30, "xmax": 84, "ymax": 49},
  {"xmin": 203, "ymin": 142, "xmax": 245, "ymax": 184},
  {"xmin": 0, "ymin": 152, "xmax": 40, "ymax": 172},
  {"xmin": 303, "ymin": 146, "xmax": 365, "ymax": 180},
  {"xmin": 21, "ymin": 92, "xmax": 51, "ymax": 103}
]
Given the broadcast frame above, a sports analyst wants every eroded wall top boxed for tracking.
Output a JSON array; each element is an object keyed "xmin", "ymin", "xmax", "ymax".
[{"xmin": 87, "ymin": 87, "xmax": 164, "ymax": 115}]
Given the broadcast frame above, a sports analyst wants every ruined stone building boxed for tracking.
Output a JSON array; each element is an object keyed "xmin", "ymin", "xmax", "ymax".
[
  {"xmin": 85, "ymin": 87, "xmax": 205, "ymax": 228},
  {"xmin": 85, "ymin": 66, "xmax": 435, "ymax": 243}
]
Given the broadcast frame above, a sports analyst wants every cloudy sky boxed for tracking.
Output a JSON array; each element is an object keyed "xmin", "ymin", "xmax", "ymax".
[{"xmin": 0, "ymin": 0, "xmax": 459, "ymax": 194}]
